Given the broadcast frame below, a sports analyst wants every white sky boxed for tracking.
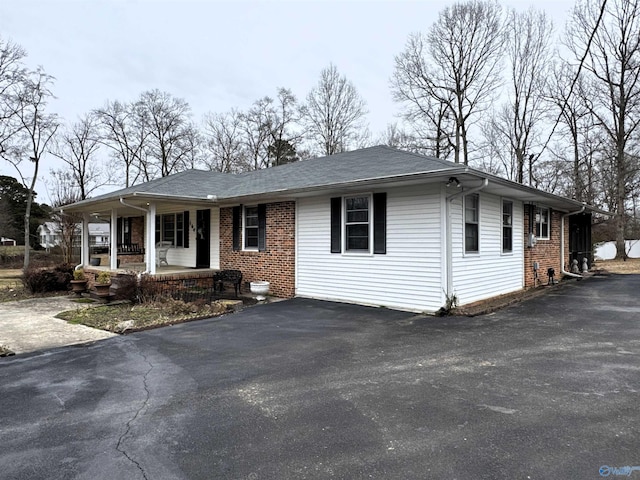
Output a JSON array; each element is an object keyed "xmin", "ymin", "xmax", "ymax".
[{"xmin": 0, "ymin": 0, "xmax": 577, "ymax": 203}]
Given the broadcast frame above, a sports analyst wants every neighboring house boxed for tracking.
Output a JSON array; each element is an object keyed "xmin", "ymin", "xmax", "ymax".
[
  {"xmin": 0, "ymin": 237, "xmax": 16, "ymax": 246},
  {"xmin": 63, "ymin": 146, "xmax": 601, "ymax": 313},
  {"xmin": 37, "ymin": 222, "xmax": 110, "ymax": 250}
]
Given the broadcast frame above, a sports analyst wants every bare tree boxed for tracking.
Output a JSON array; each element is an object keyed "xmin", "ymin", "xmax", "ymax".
[
  {"xmin": 392, "ymin": 0, "xmax": 504, "ymax": 165},
  {"xmin": 48, "ymin": 169, "xmax": 81, "ymax": 263},
  {"xmin": 202, "ymin": 109, "xmax": 246, "ymax": 173},
  {"xmin": 566, "ymin": 0, "xmax": 640, "ymax": 258},
  {"xmin": 240, "ymin": 96, "xmax": 273, "ymax": 170},
  {"xmin": 489, "ymin": 7, "xmax": 554, "ymax": 184},
  {"xmin": 0, "ymin": 36, "xmax": 26, "ymax": 127},
  {"xmin": 391, "ymin": 34, "xmax": 456, "ymax": 159},
  {"xmin": 50, "ymin": 113, "xmax": 103, "ymax": 199},
  {"xmin": 268, "ymin": 88, "xmax": 302, "ymax": 167},
  {"xmin": 94, "ymin": 99, "xmax": 147, "ymax": 187},
  {"xmin": 547, "ymin": 61, "xmax": 605, "ymax": 204},
  {"xmin": 302, "ymin": 63, "xmax": 368, "ymax": 156},
  {"xmin": 0, "ymin": 67, "xmax": 58, "ymax": 268},
  {"xmin": 137, "ymin": 89, "xmax": 196, "ymax": 178}
]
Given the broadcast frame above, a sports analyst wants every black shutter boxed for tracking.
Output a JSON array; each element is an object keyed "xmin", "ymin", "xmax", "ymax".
[
  {"xmin": 330, "ymin": 197, "xmax": 341, "ymax": 253},
  {"xmin": 183, "ymin": 210, "xmax": 190, "ymax": 248},
  {"xmin": 373, "ymin": 192, "xmax": 387, "ymax": 254},
  {"xmin": 258, "ymin": 204, "xmax": 267, "ymax": 252},
  {"xmin": 232, "ymin": 206, "xmax": 241, "ymax": 251}
]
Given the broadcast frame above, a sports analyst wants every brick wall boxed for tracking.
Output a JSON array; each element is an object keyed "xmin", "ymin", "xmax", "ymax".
[
  {"xmin": 523, "ymin": 209, "xmax": 569, "ymax": 287},
  {"xmin": 131, "ymin": 216, "xmax": 145, "ymax": 245},
  {"xmin": 219, "ymin": 201, "xmax": 296, "ymax": 298}
]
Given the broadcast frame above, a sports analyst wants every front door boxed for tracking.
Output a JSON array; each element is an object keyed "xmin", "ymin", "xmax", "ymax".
[{"xmin": 196, "ymin": 209, "xmax": 210, "ymax": 268}]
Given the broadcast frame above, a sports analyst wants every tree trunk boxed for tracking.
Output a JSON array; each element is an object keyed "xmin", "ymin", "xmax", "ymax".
[{"xmin": 23, "ymin": 192, "xmax": 32, "ymax": 270}]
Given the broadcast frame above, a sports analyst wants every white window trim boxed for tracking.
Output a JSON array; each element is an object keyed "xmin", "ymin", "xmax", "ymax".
[
  {"xmin": 156, "ymin": 212, "xmax": 186, "ymax": 248},
  {"xmin": 342, "ymin": 193, "xmax": 373, "ymax": 256},
  {"xmin": 501, "ymin": 198, "xmax": 514, "ymax": 255},
  {"xmin": 242, "ymin": 205, "xmax": 259, "ymax": 251},
  {"xmin": 535, "ymin": 206, "xmax": 550, "ymax": 240},
  {"xmin": 463, "ymin": 194, "xmax": 480, "ymax": 255}
]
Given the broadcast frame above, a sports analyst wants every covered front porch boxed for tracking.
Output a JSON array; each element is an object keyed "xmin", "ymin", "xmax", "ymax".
[{"xmin": 69, "ymin": 193, "xmax": 221, "ymax": 275}]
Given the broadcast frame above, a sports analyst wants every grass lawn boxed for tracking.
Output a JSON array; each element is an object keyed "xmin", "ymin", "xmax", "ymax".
[{"xmin": 0, "ymin": 269, "xmax": 31, "ymax": 302}]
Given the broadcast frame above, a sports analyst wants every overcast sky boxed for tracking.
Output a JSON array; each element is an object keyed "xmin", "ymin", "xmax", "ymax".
[{"xmin": 1, "ymin": 0, "xmax": 577, "ymax": 203}]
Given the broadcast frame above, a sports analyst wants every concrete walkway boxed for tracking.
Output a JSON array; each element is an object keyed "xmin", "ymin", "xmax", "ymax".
[{"xmin": 0, "ymin": 296, "xmax": 116, "ymax": 355}]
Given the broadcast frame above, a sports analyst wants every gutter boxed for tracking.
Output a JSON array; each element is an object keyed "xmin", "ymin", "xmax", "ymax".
[
  {"xmin": 445, "ymin": 177, "xmax": 489, "ymax": 299},
  {"xmin": 560, "ymin": 204, "xmax": 586, "ymax": 279}
]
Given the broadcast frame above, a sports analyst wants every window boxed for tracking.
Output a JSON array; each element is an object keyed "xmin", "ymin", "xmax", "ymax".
[
  {"xmin": 465, "ymin": 194, "xmax": 479, "ymax": 253},
  {"xmin": 162, "ymin": 214, "xmax": 175, "ymax": 245},
  {"xmin": 502, "ymin": 200, "xmax": 513, "ymax": 253},
  {"xmin": 175, "ymin": 213, "xmax": 184, "ymax": 247},
  {"xmin": 345, "ymin": 196, "xmax": 370, "ymax": 251},
  {"xmin": 155, "ymin": 212, "xmax": 188, "ymax": 246},
  {"xmin": 232, "ymin": 204, "xmax": 266, "ymax": 252},
  {"xmin": 244, "ymin": 206, "xmax": 259, "ymax": 249},
  {"xmin": 535, "ymin": 207, "xmax": 549, "ymax": 239},
  {"xmin": 330, "ymin": 194, "xmax": 386, "ymax": 254}
]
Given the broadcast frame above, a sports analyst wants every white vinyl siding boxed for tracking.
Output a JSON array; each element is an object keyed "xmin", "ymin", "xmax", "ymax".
[
  {"xmin": 450, "ymin": 194, "xmax": 523, "ymax": 305},
  {"xmin": 160, "ymin": 207, "xmax": 220, "ymax": 269},
  {"xmin": 297, "ymin": 184, "xmax": 443, "ymax": 312}
]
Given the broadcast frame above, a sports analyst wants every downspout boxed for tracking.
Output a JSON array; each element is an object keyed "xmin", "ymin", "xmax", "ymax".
[
  {"xmin": 445, "ymin": 178, "xmax": 489, "ymax": 300},
  {"xmin": 119, "ymin": 198, "xmax": 151, "ymax": 273},
  {"xmin": 560, "ymin": 204, "xmax": 586, "ymax": 279}
]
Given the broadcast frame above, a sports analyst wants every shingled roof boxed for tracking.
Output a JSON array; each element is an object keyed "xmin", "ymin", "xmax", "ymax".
[
  {"xmin": 64, "ymin": 145, "xmax": 600, "ymax": 214},
  {"xmin": 66, "ymin": 146, "xmax": 461, "ymax": 208}
]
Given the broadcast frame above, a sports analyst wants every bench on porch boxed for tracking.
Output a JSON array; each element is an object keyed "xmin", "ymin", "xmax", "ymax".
[
  {"xmin": 117, "ymin": 243, "xmax": 145, "ymax": 255},
  {"xmin": 213, "ymin": 270, "xmax": 243, "ymax": 297}
]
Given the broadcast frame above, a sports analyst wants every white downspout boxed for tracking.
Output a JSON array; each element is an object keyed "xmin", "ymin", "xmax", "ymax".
[
  {"xmin": 560, "ymin": 204, "xmax": 586, "ymax": 279},
  {"xmin": 119, "ymin": 198, "xmax": 152, "ymax": 274},
  {"xmin": 445, "ymin": 178, "xmax": 489, "ymax": 300}
]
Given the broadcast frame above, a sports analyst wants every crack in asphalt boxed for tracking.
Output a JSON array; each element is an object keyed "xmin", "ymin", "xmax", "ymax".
[{"xmin": 115, "ymin": 347, "xmax": 153, "ymax": 480}]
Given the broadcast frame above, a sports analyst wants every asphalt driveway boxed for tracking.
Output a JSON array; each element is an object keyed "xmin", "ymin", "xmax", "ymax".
[{"xmin": 1, "ymin": 274, "xmax": 639, "ymax": 479}]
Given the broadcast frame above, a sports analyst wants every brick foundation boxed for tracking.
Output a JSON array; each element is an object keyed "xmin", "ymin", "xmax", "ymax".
[
  {"xmin": 523, "ymin": 210, "xmax": 569, "ymax": 287},
  {"xmin": 219, "ymin": 202, "xmax": 296, "ymax": 298}
]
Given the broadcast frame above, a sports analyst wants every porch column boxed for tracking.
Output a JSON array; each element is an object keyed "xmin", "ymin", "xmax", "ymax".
[
  {"xmin": 110, "ymin": 208, "xmax": 118, "ymax": 270},
  {"xmin": 146, "ymin": 202, "xmax": 156, "ymax": 274},
  {"xmin": 81, "ymin": 213, "xmax": 90, "ymax": 267}
]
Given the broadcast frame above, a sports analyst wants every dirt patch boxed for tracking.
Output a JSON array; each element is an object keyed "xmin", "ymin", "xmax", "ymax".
[
  {"xmin": 453, "ymin": 286, "xmax": 550, "ymax": 317},
  {"xmin": 56, "ymin": 297, "xmax": 247, "ymax": 333}
]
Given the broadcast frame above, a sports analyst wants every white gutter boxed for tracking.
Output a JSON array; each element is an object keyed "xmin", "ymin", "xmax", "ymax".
[
  {"xmin": 445, "ymin": 177, "xmax": 489, "ymax": 299},
  {"xmin": 119, "ymin": 197, "xmax": 149, "ymax": 214},
  {"xmin": 560, "ymin": 204, "xmax": 586, "ymax": 279}
]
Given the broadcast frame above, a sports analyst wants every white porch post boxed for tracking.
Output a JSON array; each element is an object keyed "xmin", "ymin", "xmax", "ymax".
[
  {"xmin": 110, "ymin": 208, "xmax": 118, "ymax": 270},
  {"xmin": 81, "ymin": 213, "xmax": 90, "ymax": 267},
  {"xmin": 147, "ymin": 202, "xmax": 156, "ymax": 274}
]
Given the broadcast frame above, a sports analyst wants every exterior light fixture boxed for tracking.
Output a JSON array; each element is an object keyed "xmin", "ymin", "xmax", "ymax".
[{"xmin": 446, "ymin": 177, "xmax": 461, "ymax": 188}]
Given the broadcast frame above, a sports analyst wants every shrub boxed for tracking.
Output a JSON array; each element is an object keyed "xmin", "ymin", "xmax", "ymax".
[
  {"xmin": 96, "ymin": 271, "xmax": 111, "ymax": 284},
  {"xmin": 137, "ymin": 274, "xmax": 165, "ymax": 303},
  {"xmin": 73, "ymin": 268, "xmax": 86, "ymax": 281},
  {"xmin": 112, "ymin": 273, "xmax": 139, "ymax": 302},
  {"xmin": 22, "ymin": 264, "xmax": 74, "ymax": 293}
]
